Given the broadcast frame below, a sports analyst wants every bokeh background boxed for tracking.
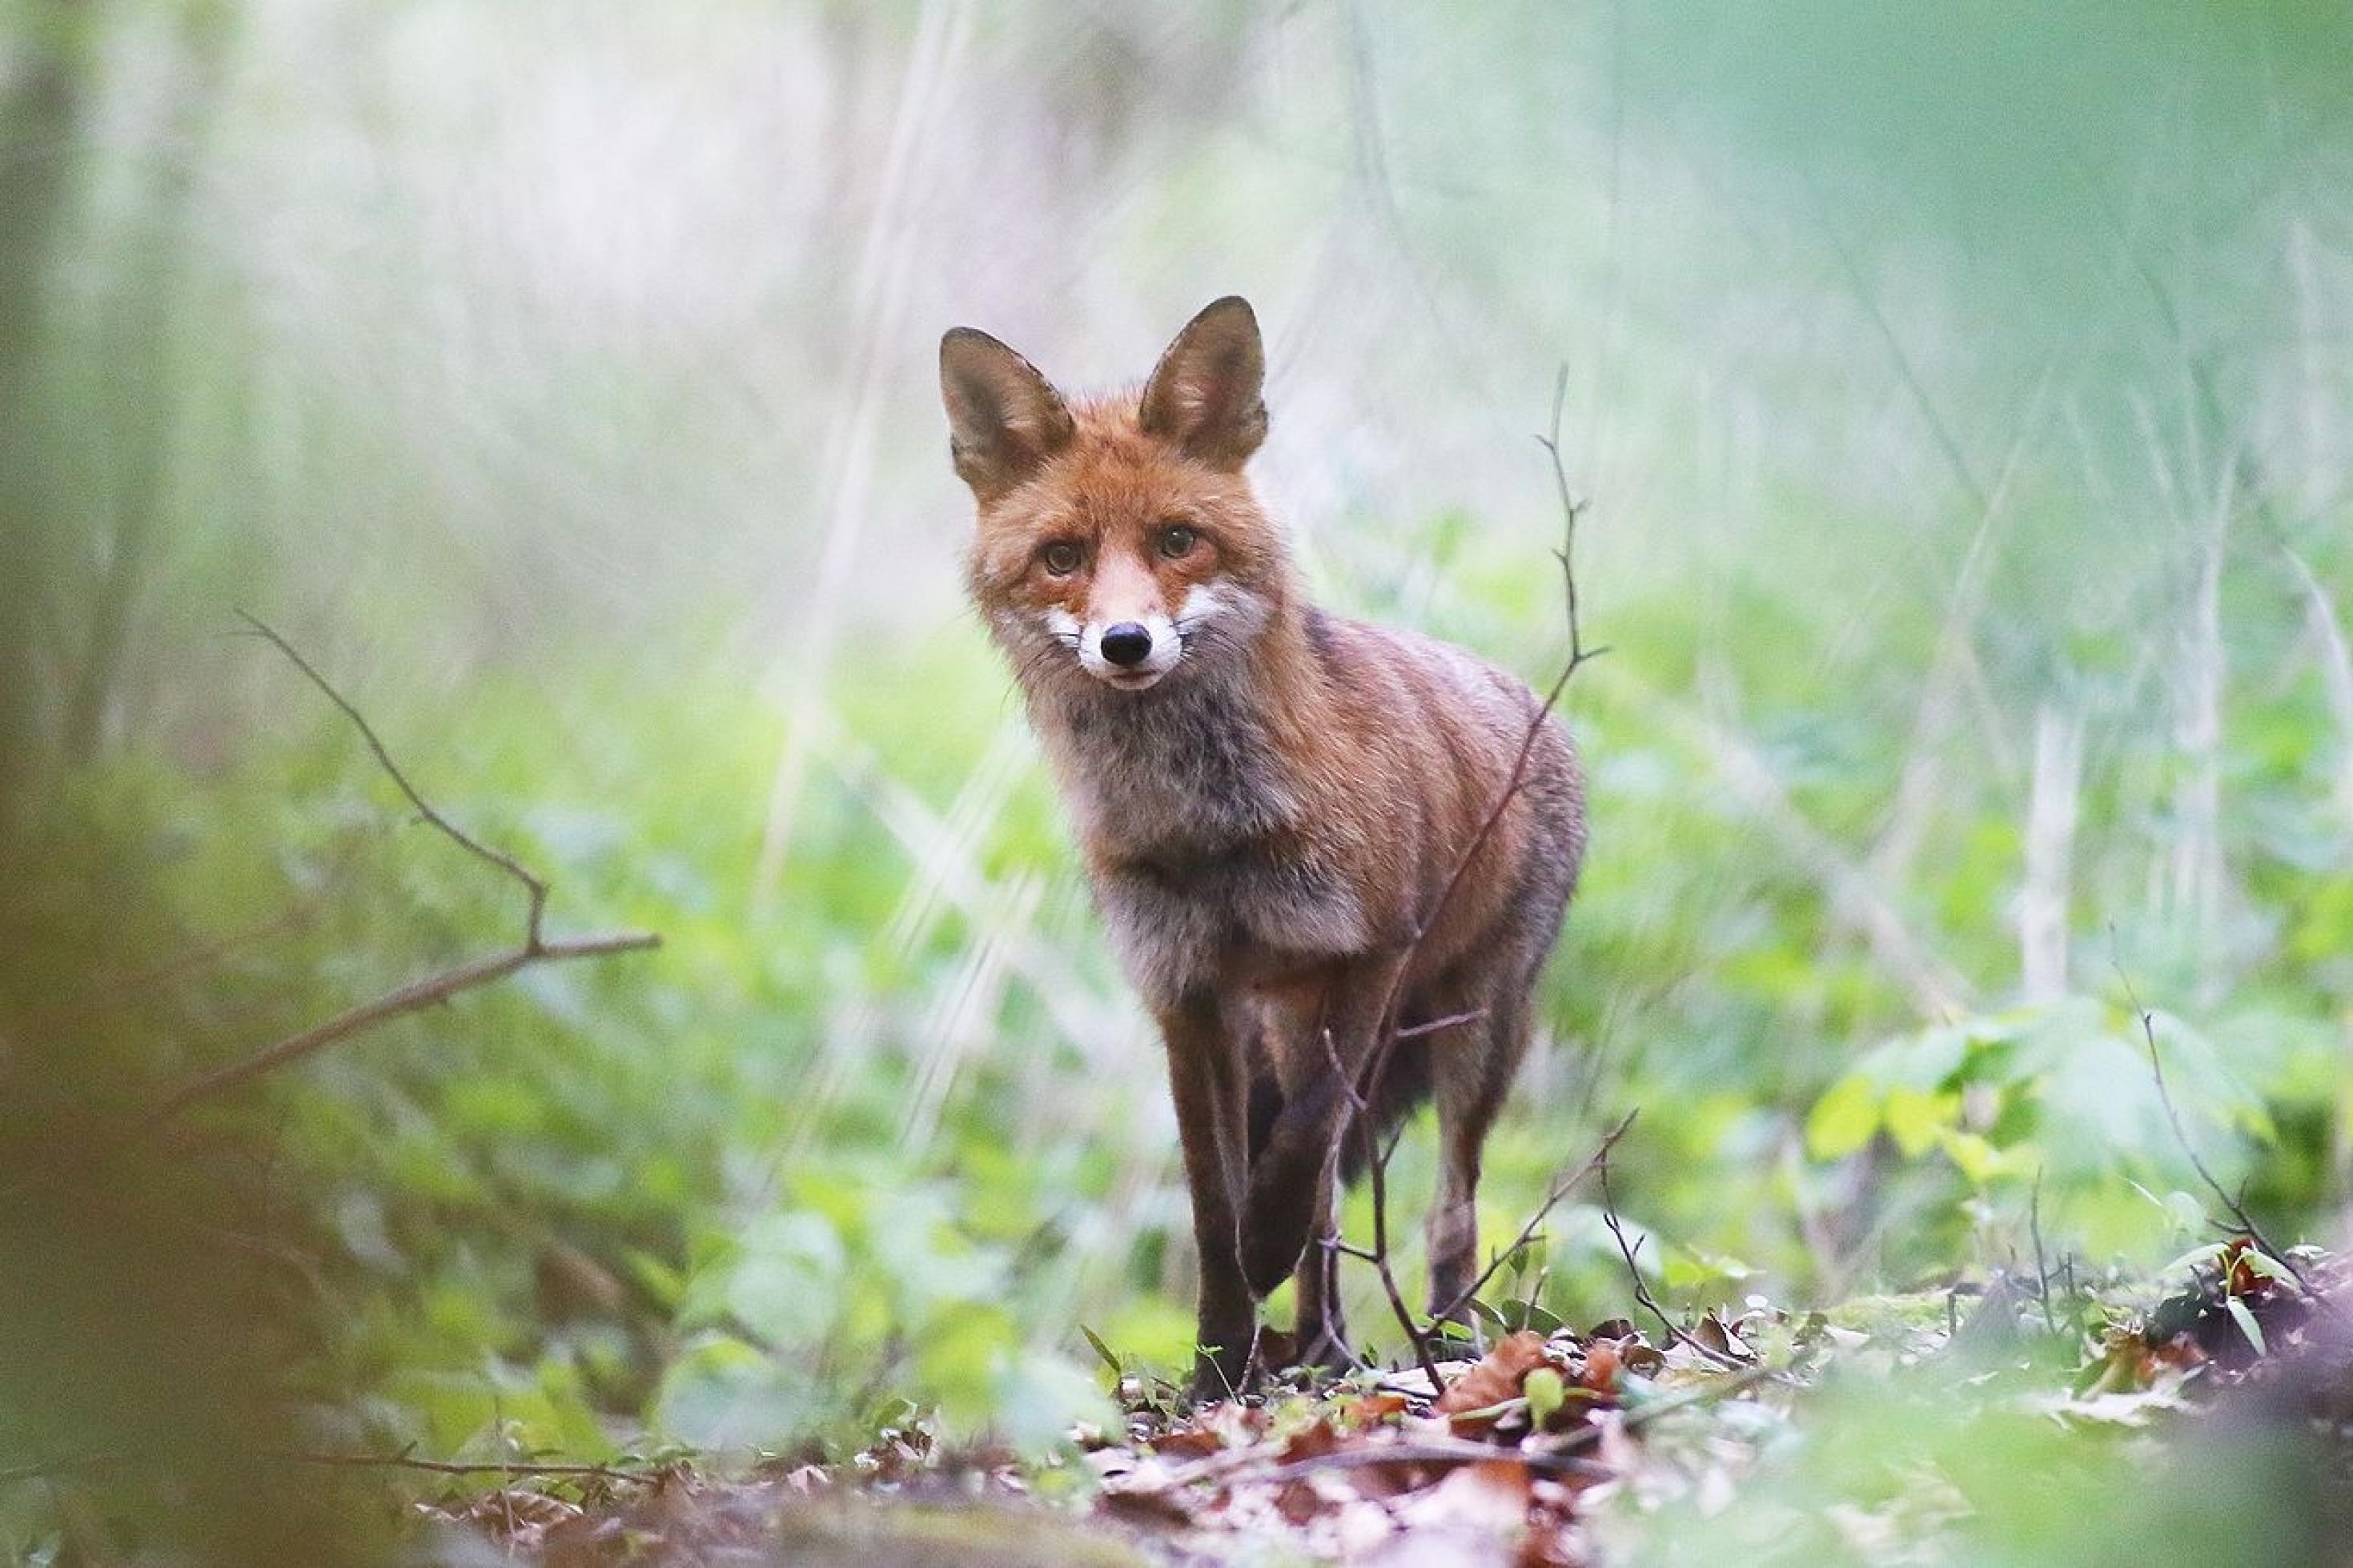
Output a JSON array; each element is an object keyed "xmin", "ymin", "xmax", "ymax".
[{"xmin": 4, "ymin": 0, "xmax": 2351, "ymax": 1555}]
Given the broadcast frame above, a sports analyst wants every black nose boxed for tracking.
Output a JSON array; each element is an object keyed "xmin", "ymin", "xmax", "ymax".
[{"xmin": 1099, "ymin": 623, "xmax": 1154, "ymax": 668}]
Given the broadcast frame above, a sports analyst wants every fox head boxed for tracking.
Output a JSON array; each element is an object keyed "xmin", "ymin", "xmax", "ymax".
[{"xmin": 941, "ymin": 297, "xmax": 1286, "ymax": 695}]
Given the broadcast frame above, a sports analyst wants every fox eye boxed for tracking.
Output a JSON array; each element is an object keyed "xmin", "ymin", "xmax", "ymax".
[
  {"xmin": 1041, "ymin": 541, "xmax": 1082, "ymax": 575},
  {"xmin": 1157, "ymin": 523, "xmax": 1198, "ymax": 559}
]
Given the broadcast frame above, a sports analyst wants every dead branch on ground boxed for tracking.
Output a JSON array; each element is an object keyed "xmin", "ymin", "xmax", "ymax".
[{"xmin": 291, "ymin": 1451, "xmax": 664, "ymax": 1485}]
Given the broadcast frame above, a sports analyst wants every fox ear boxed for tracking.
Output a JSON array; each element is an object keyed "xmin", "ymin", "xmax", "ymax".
[
  {"xmin": 940, "ymin": 327, "xmax": 1075, "ymax": 501},
  {"xmin": 1139, "ymin": 295, "xmax": 1267, "ymax": 469}
]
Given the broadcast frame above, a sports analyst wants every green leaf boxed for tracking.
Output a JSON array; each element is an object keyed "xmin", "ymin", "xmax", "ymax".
[
  {"xmin": 2157, "ymin": 1242, "xmax": 2227, "ymax": 1280},
  {"xmin": 1520, "ymin": 1301, "xmax": 1566, "ymax": 1335},
  {"xmin": 1806, "ymin": 1074, "xmax": 1881, "ymax": 1160},
  {"xmin": 2224, "ymin": 1295, "xmax": 2267, "ymax": 1357},
  {"xmin": 1936, "ymin": 1129, "xmax": 2032, "ymax": 1185},
  {"xmin": 1883, "ymin": 1086, "xmax": 1961, "ymax": 1157},
  {"xmin": 1079, "ymin": 1324, "xmax": 1122, "ymax": 1379},
  {"xmin": 1524, "ymin": 1366, "xmax": 1567, "ymax": 1430}
]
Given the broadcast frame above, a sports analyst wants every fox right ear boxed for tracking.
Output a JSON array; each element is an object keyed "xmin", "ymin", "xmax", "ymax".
[
  {"xmin": 1139, "ymin": 296, "xmax": 1267, "ymax": 469},
  {"xmin": 939, "ymin": 328, "xmax": 1074, "ymax": 502}
]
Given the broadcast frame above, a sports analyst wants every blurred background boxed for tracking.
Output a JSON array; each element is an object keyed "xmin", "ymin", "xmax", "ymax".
[{"xmin": 3, "ymin": 0, "xmax": 2351, "ymax": 1555}]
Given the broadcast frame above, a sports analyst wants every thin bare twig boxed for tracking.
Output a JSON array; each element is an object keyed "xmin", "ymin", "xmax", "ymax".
[
  {"xmin": 1393, "ymin": 1008, "xmax": 1487, "ymax": 1041},
  {"xmin": 1427, "ymin": 1109, "xmax": 1639, "ymax": 1331},
  {"xmin": 1245, "ymin": 1439, "xmax": 1609, "ymax": 1487},
  {"xmin": 1323, "ymin": 1024, "xmax": 1440, "ymax": 1391},
  {"xmin": 2029, "ymin": 1167, "xmax": 2058, "ymax": 1337},
  {"xmin": 1534, "ymin": 367, "xmax": 1608, "ymax": 680},
  {"xmin": 147, "ymin": 619, "xmax": 661, "ymax": 1125},
  {"xmin": 1326, "ymin": 366, "xmax": 1609, "ymax": 1373},
  {"xmin": 234, "ymin": 612, "xmax": 552, "ymax": 948},
  {"xmin": 1597, "ymin": 1147, "xmax": 1749, "ymax": 1370},
  {"xmin": 147, "ymin": 932, "xmax": 658, "ymax": 1125},
  {"xmin": 2110, "ymin": 945, "xmax": 2330, "ymax": 1312}
]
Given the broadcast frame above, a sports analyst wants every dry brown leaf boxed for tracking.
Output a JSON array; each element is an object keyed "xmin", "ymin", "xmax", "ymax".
[
  {"xmin": 1098, "ymin": 1485, "xmax": 1200, "ymax": 1530},
  {"xmin": 1274, "ymin": 1476, "xmax": 1328, "ymax": 1526},
  {"xmin": 1151, "ymin": 1426, "xmax": 1227, "ymax": 1460},
  {"xmin": 1579, "ymin": 1340, "xmax": 1620, "ymax": 1392},
  {"xmin": 1277, "ymin": 1418, "xmax": 1343, "ymax": 1466},
  {"xmin": 1436, "ymin": 1330, "xmax": 1553, "ymax": 1416}
]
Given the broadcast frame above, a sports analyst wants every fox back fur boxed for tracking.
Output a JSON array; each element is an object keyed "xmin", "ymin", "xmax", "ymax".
[{"xmin": 941, "ymin": 296, "xmax": 1584, "ymax": 1393}]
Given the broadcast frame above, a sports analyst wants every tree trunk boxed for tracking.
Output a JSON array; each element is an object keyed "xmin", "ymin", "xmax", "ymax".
[{"xmin": 0, "ymin": 0, "xmax": 94, "ymax": 796}]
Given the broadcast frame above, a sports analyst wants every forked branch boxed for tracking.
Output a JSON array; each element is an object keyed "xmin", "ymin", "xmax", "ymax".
[
  {"xmin": 1323, "ymin": 366, "xmax": 1618, "ymax": 1373},
  {"xmin": 147, "ymin": 618, "xmax": 660, "ymax": 1125}
]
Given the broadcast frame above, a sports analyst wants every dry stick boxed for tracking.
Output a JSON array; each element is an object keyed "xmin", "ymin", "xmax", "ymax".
[
  {"xmin": 1425, "ymin": 1109, "xmax": 1637, "ymax": 1333},
  {"xmin": 1394, "ymin": 1008, "xmax": 1487, "ymax": 1041},
  {"xmin": 1323, "ymin": 1023, "xmax": 1440, "ymax": 1392},
  {"xmin": 2110, "ymin": 948, "xmax": 2332, "ymax": 1313},
  {"xmin": 234, "ymin": 612, "xmax": 553, "ymax": 945},
  {"xmin": 1244, "ymin": 1439, "xmax": 1609, "ymax": 1488},
  {"xmin": 1234, "ymin": 1362, "xmax": 1777, "ymax": 1494},
  {"xmin": 1329, "ymin": 367, "xmax": 1610, "ymax": 1374},
  {"xmin": 147, "ymin": 618, "xmax": 660, "ymax": 1126},
  {"xmin": 1596, "ymin": 1149, "xmax": 1749, "ymax": 1372},
  {"xmin": 2028, "ymin": 1167, "xmax": 2058, "ymax": 1337},
  {"xmin": 1122, "ymin": 1362, "xmax": 1777, "ymax": 1504},
  {"xmin": 291, "ymin": 1452, "xmax": 658, "ymax": 1485},
  {"xmin": 147, "ymin": 932, "xmax": 657, "ymax": 1125}
]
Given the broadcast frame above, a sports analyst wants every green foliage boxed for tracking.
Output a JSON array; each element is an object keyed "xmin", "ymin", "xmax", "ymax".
[{"xmin": 4, "ymin": 2, "xmax": 2352, "ymax": 1558}]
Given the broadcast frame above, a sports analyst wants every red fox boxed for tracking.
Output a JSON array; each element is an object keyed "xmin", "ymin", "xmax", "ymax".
[{"xmin": 940, "ymin": 297, "xmax": 1584, "ymax": 1393}]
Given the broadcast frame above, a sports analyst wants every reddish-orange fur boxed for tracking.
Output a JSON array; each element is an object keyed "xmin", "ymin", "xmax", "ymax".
[{"xmin": 942, "ymin": 298, "xmax": 1584, "ymax": 1393}]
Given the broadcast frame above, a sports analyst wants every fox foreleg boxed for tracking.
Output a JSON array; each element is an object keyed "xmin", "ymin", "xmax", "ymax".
[{"xmin": 1158, "ymin": 996, "xmax": 1259, "ymax": 1396}]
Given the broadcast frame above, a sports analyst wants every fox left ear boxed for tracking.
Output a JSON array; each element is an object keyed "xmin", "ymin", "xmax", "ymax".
[
  {"xmin": 1140, "ymin": 295, "xmax": 1267, "ymax": 469},
  {"xmin": 940, "ymin": 327, "xmax": 1076, "ymax": 502}
]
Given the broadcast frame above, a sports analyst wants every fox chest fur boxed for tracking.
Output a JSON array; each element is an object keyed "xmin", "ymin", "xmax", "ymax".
[{"xmin": 1030, "ymin": 668, "xmax": 1372, "ymax": 1009}]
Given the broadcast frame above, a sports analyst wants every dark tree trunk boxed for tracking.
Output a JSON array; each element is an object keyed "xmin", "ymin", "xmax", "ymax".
[{"xmin": 0, "ymin": 0, "xmax": 94, "ymax": 796}]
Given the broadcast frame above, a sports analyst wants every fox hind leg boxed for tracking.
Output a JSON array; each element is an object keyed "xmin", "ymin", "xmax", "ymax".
[{"xmin": 1426, "ymin": 981, "xmax": 1535, "ymax": 1330}]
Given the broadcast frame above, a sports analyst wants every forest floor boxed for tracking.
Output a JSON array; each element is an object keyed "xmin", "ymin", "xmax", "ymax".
[{"xmin": 413, "ymin": 1241, "xmax": 2349, "ymax": 1566}]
